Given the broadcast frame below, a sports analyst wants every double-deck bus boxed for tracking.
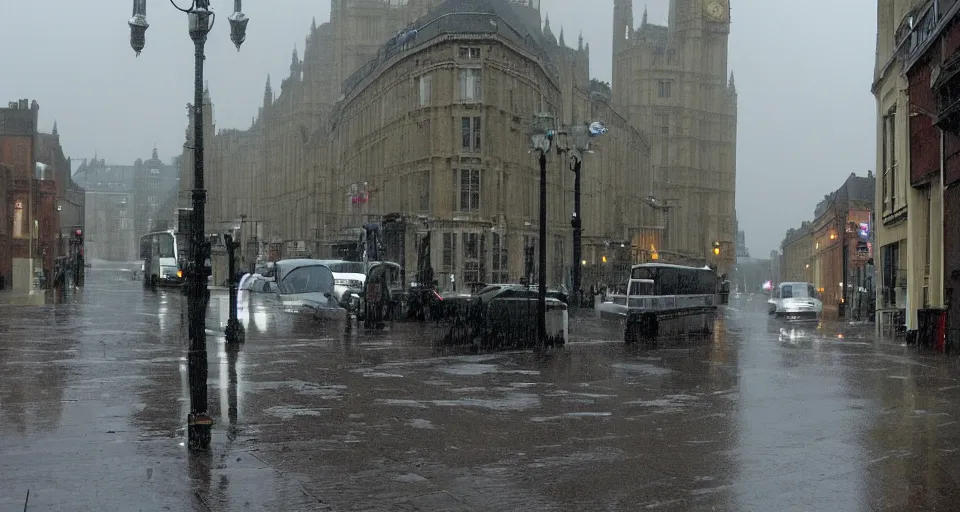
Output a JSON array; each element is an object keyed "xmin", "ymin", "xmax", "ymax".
[
  {"xmin": 598, "ymin": 263, "xmax": 719, "ymax": 343},
  {"xmin": 139, "ymin": 230, "xmax": 184, "ymax": 288}
]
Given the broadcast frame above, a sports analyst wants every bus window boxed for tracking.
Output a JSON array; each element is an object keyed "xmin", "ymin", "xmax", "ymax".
[
  {"xmin": 628, "ymin": 280, "xmax": 654, "ymax": 296},
  {"xmin": 657, "ymin": 268, "xmax": 679, "ymax": 295},
  {"xmin": 631, "ymin": 267, "xmax": 655, "ymax": 281},
  {"xmin": 158, "ymin": 235, "xmax": 175, "ymax": 258}
]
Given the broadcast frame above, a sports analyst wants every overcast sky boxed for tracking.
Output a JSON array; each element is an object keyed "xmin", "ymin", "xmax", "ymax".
[{"xmin": 1, "ymin": 0, "xmax": 875, "ymax": 257}]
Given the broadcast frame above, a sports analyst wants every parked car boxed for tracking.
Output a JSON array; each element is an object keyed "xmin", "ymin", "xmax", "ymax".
[
  {"xmin": 313, "ymin": 260, "xmax": 367, "ymax": 308},
  {"xmin": 273, "ymin": 259, "xmax": 347, "ymax": 323}
]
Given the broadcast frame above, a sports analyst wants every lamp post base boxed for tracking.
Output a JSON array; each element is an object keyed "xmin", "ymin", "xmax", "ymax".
[
  {"xmin": 225, "ymin": 318, "xmax": 245, "ymax": 344},
  {"xmin": 187, "ymin": 412, "xmax": 213, "ymax": 451}
]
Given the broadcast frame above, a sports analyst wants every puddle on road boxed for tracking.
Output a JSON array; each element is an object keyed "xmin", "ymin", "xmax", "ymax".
[
  {"xmin": 249, "ymin": 380, "xmax": 346, "ymax": 398},
  {"xmin": 378, "ymin": 392, "xmax": 540, "ymax": 411},
  {"xmin": 439, "ymin": 363, "xmax": 540, "ymax": 376},
  {"xmin": 264, "ymin": 405, "xmax": 328, "ymax": 419},
  {"xmin": 394, "ymin": 473, "xmax": 429, "ymax": 483},
  {"xmin": 351, "ymin": 368, "xmax": 405, "ymax": 378},
  {"xmin": 407, "ymin": 419, "xmax": 436, "ymax": 429},
  {"xmin": 625, "ymin": 394, "xmax": 700, "ymax": 412},
  {"xmin": 531, "ymin": 412, "xmax": 613, "ymax": 422},
  {"xmin": 610, "ymin": 362, "xmax": 672, "ymax": 376}
]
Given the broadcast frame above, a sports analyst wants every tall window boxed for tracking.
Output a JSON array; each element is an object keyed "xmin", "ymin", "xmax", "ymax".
[
  {"xmin": 463, "ymin": 232, "xmax": 481, "ymax": 284},
  {"xmin": 442, "ymin": 232, "xmax": 457, "ymax": 274},
  {"xmin": 882, "ymin": 108, "xmax": 897, "ymax": 215},
  {"xmin": 12, "ymin": 199, "xmax": 26, "ymax": 239},
  {"xmin": 523, "ymin": 235, "xmax": 536, "ymax": 280},
  {"xmin": 419, "ymin": 171, "xmax": 430, "ymax": 212},
  {"xmin": 456, "ymin": 169, "xmax": 481, "ymax": 212},
  {"xmin": 418, "ymin": 74, "xmax": 432, "ymax": 107},
  {"xmin": 655, "ymin": 113, "xmax": 669, "ymax": 135},
  {"xmin": 458, "ymin": 69, "xmax": 482, "ymax": 103},
  {"xmin": 461, "ymin": 116, "xmax": 481, "ymax": 152},
  {"xmin": 492, "ymin": 233, "xmax": 509, "ymax": 283},
  {"xmin": 657, "ymin": 80, "xmax": 673, "ymax": 98},
  {"xmin": 553, "ymin": 236, "xmax": 565, "ymax": 286}
]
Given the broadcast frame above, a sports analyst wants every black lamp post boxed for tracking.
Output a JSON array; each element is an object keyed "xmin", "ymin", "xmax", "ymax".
[
  {"xmin": 563, "ymin": 121, "xmax": 606, "ymax": 307},
  {"xmin": 530, "ymin": 113, "xmax": 555, "ymax": 347},
  {"xmin": 129, "ymin": 0, "xmax": 249, "ymax": 452}
]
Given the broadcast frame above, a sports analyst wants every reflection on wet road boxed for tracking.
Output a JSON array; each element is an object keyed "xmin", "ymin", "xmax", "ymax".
[{"xmin": 2, "ymin": 274, "xmax": 960, "ymax": 511}]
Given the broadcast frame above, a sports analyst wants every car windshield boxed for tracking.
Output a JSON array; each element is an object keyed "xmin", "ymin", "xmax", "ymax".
[
  {"xmin": 278, "ymin": 265, "xmax": 335, "ymax": 294},
  {"xmin": 326, "ymin": 262, "xmax": 365, "ymax": 274},
  {"xmin": 781, "ymin": 284, "xmax": 814, "ymax": 299}
]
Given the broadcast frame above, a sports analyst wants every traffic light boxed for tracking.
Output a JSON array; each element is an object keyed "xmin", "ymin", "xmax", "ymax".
[{"xmin": 713, "ymin": 241, "xmax": 721, "ymax": 256}]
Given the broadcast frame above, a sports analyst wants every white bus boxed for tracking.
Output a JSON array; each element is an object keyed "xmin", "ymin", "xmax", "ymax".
[
  {"xmin": 598, "ymin": 263, "xmax": 719, "ymax": 343},
  {"xmin": 139, "ymin": 230, "xmax": 183, "ymax": 288}
]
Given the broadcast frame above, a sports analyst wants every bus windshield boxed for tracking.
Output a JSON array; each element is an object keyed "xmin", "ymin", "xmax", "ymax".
[{"xmin": 158, "ymin": 234, "xmax": 175, "ymax": 258}]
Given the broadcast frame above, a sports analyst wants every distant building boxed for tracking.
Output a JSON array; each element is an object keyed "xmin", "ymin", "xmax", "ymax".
[
  {"xmin": 134, "ymin": 148, "xmax": 179, "ymax": 235},
  {"xmin": 780, "ymin": 222, "xmax": 812, "ymax": 284},
  {"xmin": 0, "ymin": 99, "xmax": 84, "ymax": 291},
  {"xmin": 73, "ymin": 149, "xmax": 179, "ymax": 263},
  {"xmin": 780, "ymin": 172, "xmax": 875, "ymax": 319},
  {"xmin": 73, "ymin": 158, "xmax": 137, "ymax": 262}
]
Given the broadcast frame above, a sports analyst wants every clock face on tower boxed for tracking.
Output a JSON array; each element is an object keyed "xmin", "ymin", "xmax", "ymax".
[{"xmin": 703, "ymin": 0, "xmax": 726, "ymax": 21}]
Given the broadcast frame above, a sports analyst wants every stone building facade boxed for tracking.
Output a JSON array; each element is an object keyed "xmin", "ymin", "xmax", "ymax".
[
  {"xmin": 195, "ymin": 0, "xmax": 658, "ymax": 289},
  {"xmin": 611, "ymin": 0, "xmax": 738, "ymax": 273},
  {"xmin": 134, "ymin": 149, "xmax": 179, "ymax": 235},
  {"xmin": 74, "ymin": 158, "xmax": 137, "ymax": 262},
  {"xmin": 872, "ymin": 0, "xmax": 927, "ymax": 332},
  {"xmin": 780, "ymin": 222, "xmax": 812, "ymax": 284}
]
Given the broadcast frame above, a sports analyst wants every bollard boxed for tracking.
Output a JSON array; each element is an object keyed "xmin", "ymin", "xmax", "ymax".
[{"xmin": 224, "ymin": 235, "xmax": 245, "ymax": 344}]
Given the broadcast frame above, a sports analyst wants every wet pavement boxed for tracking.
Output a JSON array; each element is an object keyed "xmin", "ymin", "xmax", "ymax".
[{"xmin": 3, "ymin": 271, "xmax": 960, "ymax": 511}]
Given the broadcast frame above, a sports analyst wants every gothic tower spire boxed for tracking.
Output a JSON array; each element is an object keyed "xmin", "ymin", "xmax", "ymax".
[
  {"xmin": 263, "ymin": 74, "xmax": 273, "ymax": 107},
  {"xmin": 612, "ymin": 0, "xmax": 634, "ymax": 55}
]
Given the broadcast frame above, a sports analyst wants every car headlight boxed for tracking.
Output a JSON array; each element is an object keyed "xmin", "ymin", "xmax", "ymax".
[{"xmin": 335, "ymin": 279, "xmax": 363, "ymax": 288}]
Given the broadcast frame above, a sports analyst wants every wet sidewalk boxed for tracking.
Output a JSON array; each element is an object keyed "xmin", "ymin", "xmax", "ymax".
[{"xmin": 3, "ymin": 272, "xmax": 960, "ymax": 511}]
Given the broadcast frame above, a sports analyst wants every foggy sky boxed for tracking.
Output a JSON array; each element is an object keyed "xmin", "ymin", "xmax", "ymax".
[{"xmin": 1, "ymin": 0, "xmax": 876, "ymax": 257}]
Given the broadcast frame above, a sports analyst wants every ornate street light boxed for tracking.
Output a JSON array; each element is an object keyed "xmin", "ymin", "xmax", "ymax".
[
  {"xmin": 558, "ymin": 121, "xmax": 607, "ymax": 307},
  {"xmin": 128, "ymin": 0, "xmax": 249, "ymax": 452},
  {"xmin": 529, "ymin": 112, "xmax": 555, "ymax": 348}
]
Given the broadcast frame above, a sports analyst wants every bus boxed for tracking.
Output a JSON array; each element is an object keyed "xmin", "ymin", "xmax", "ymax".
[
  {"xmin": 597, "ymin": 263, "xmax": 719, "ymax": 343},
  {"xmin": 139, "ymin": 230, "xmax": 183, "ymax": 288}
]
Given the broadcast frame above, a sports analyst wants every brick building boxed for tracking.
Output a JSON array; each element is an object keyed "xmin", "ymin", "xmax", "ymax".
[{"xmin": 0, "ymin": 99, "xmax": 83, "ymax": 291}]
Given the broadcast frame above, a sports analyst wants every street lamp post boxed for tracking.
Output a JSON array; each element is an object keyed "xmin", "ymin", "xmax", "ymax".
[
  {"xmin": 561, "ymin": 122, "xmax": 607, "ymax": 307},
  {"xmin": 129, "ymin": 0, "xmax": 249, "ymax": 452},
  {"xmin": 530, "ymin": 113, "xmax": 555, "ymax": 347}
]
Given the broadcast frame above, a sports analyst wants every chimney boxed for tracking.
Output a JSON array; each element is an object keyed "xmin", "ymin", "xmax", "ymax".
[{"xmin": 867, "ymin": 170, "xmax": 874, "ymax": 178}]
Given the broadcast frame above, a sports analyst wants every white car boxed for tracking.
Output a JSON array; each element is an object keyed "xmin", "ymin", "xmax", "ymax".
[
  {"xmin": 769, "ymin": 282, "xmax": 823, "ymax": 320},
  {"xmin": 315, "ymin": 260, "xmax": 367, "ymax": 307}
]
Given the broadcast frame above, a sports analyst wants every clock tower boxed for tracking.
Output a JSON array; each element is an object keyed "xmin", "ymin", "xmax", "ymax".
[{"xmin": 611, "ymin": 0, "xmax": 738, "ymax": 271}]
